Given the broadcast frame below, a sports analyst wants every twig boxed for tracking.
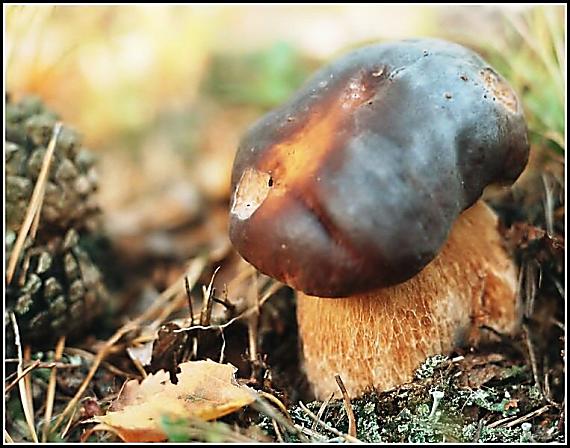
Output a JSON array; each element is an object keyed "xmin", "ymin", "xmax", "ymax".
[
  {"xmin": 218, "ymin": 327, "xmax": 226, "ymax": 364},
  {"xmin": 504, "ymin": 405, "xmax": 551, "ymax": 428},
  {"xmin": 335, "ymin": 374, "xmax": 357, "ymax": 437},
  {"xmin": 272, "ymin": 418, "xmax": 284, "ymax": 443},
  {"xmin": 130, "ymin": 356, "xmax": 148, "ymax": 379},
  {"xmin": 542, "ymin": 173, "xmax": 555, "ymax": 237},
  {"xmin": 42, "ymin": 336, "xmax": 66, "ymax": 442},
  {"xmin": 184, "ymin": 275, "xmax": 195, "ymax": 326},
  {"xmin": 313, "ymin": 393, "xmax": 334, "ymax": 432},
  {"xmin": 522, "ymin": 323, "xmax": 542, "ymax": 391},
  {"xmin": 258, "ymin": 390, "xmax": 291, "ymax": 419},
  {"xmin": 252, "ymin": 395, "xmax": 309, "ymax": 443},
  {"xmin": 248, "ymin": 274, "xmax": 260, "ymax": 380},
  {"xmin": 211, "ymin": 295, "xmax": 237, "ymax": 315},
  {"xmin": 10, "ymin": 314, "xmax": 39, "ymax": 443},
  {"xmin": 23, "ymin": 350, "xmax": 35, "ymax": 414},
  {"xmin": 5, "ymin": 360, "xmax": 81, "ymax": 369},
  {"xmin": 486, "ymin": 415, "xmax": 517, "ymax": 429},
  {"xmin": 4, "ymin": 359, "xmax": 41, "ymax": 394},
  {"xmin": 4, "ymin": 430, "xmax": 15, "ymax": 444},
  {"xmin": 298, "ymin": 401, "xmax": 361, "ymax": 443},
  {"xmin": 52, "ymin": 258, "xmax": 206, "ymax": 433},
  {"xmin": 7, "ymin": 122, "xmax": 62, "ymax": 284},
  {"xmin": 200, "ymin": 266, "xmax": 220, "ymax": 326},
  {"xmin": 293, "ymin": 424, "xmax": 328, "ymax": 442},
  {"xmin": 60, "ymin": 406, "xmax": 78, "ymax": 439},
  {"xmin": 542, "ymin": 366, "xmax": 562, "ymax": 408},
  {"xmin": 175, "ymin": 281, "xmax": 284, "ymax": 334}
]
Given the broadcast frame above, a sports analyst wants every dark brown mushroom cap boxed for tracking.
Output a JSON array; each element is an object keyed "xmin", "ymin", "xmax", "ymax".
[{"xmin": 228, "ymin": 38, "xmax": 529, "ymax": 298}]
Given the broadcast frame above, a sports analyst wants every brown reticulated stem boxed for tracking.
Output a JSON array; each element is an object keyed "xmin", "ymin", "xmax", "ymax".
[{"xmin": 296, "ymin": 200, "xmax": 520, "ymax": 399}]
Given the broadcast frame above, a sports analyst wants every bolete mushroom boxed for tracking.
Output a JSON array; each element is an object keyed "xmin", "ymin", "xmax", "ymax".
[{"xmin": 228, "ymin": 38, "xmax": 529, "ymax": 399}]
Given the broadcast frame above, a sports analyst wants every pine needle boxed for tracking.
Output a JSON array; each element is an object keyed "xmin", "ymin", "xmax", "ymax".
[
  {"xmin": 10, "ymin": 313, "xmax": 39, "ymax": 443},
  {"xmin": 42, "ymin": 336, "xmax": 66, "ymax": 442},
  {"xmin": 6, "ymin": 122, "xmax": 62, "ymax": 284}
]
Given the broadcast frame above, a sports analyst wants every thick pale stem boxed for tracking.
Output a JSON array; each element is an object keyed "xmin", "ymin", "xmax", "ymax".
[{"xmin": 297, "ymin": 200, "xmax": 520, "ymax": 399}]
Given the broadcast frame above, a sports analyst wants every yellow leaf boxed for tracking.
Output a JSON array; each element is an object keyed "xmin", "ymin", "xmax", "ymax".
[{"xmin": 92, "ymin": 360, "xmax": 256, "ymax": 442}]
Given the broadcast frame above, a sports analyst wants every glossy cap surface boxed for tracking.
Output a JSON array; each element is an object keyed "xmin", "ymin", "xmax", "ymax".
[{"xmin": 229, "ymin": 38, "xmax": 529, "ymax": 297}]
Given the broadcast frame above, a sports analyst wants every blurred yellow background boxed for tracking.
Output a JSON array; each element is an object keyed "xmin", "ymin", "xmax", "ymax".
[{"xmin": 5, "ymin": 5, "xmax": 565, "ymax": 215}]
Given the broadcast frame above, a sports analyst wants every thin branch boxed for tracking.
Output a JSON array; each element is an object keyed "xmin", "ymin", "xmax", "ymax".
[
  {"xmin": 504, "ymin": 405, "xmax": 551, "ymax": 428},
  {"xmin": 335, "ymin": 374, "xmax": 357, "ymax": 438},
  {"xmin": 4, "ymin": 359, "xmax": 41, "ymax": 394},
  {"xmin": 298, "ymin": 401, "xmax": 362, "ymax": 443},
  {"xmin": 42, "ymin": 336, "xmax": 66, "ymax": 442},
  {"xmin": 247, "ymin": 274, "xmax": 260, "ymax": 379},
  {"xmin": 252, "ymin": 395, "xmax": 309, "ymax": 443},
  {"xmin": 174, "ymin": 281, "xmax": 284, "ymax": 334},
  {"xmin": 313, "ymin": 393, "xmax": 334, "ymax": 432}
]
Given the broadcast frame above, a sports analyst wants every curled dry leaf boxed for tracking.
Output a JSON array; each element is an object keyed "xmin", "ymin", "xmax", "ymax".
[{"xmin": 91, "ymin": 360, "xmax": 256, "ymax": 442}]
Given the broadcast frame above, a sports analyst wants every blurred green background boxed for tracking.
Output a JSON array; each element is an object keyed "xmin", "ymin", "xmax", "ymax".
[{"xmin": 5, "ymin": 5, "xmax": 565, "ymax": 216}]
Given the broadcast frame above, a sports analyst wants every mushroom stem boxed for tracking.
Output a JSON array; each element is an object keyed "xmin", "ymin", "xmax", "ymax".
[{"xmin": 297, "ymin": 200, "xmax": 520, "ymax": 400}]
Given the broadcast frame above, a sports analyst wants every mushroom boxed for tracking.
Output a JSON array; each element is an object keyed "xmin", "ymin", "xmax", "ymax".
[{"xmin": 228, "ymin": 38, "xmax": 529, "ymax": 399}]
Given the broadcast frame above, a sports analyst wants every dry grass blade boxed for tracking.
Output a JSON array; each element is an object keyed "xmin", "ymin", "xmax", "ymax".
[
  {"xmin": 255, "ymin": 392, "xmax": 287, "ymax": 442},
  {"xmin": 272, "ymin": 418, "xmax": 284, "ymax": 442},
  {"xmin": 335, "ymin": 374, "xmax": 357, "ymax": 438},
  {"xmin": 503, "ymin": 9, "xmax": 564, "ymax": 94},
  {"xmin": 293, "ymin": 424, "xmax": 328, "ymax": 442},
  {"xmin": 184, "ymin": 275, "xmax": 195, "ymax": 326},
  {"xmin": 313, "ymin": 392, "xmax": 334, "ymax": 432},
  {"xmin": 247, "ymin": 274, "xmax": 260, "ymax": 377},
  {"xmin": 130, "ymin": 356, "xmax": 148, "ymax": 379},
  {"xmin": 61, "ymin": 406, "xmax": 78, "ymax": 440},
  {"xmin": 252, "ymin": 394, "xmax": 309, "ymax": 443},
  {"xmin": 4, "ymin": 359, "xmax": 41, "ymax": 394},
  {"xmin": 522, "ymin": 323, "xmax": 542, "ymax": 391},
  {"xmin": 6, "ymin": 122, "xmax": 62, "ymax": 284},
  {"xmin": 175, "ymin": 280, "xmax": 284, "ymax": 334},
  {"xmin": 542, "ymin": 173, "xmax": 555, "ymax": 237},
  {"xmin": 199, "ymin": 266, "xmax": 220, "ymax": 326},
  {"xmin": 42, "ymin": 336, "xmax": 66, "ymax": 442},
  {"xmin": 298, "ymin": 401, "xmax": 362, "ymax": 443},
  {"xmin": 10, "ymin": 313, "xmax": 39, "ymax": 443},
  {"xmin": 52, "ymin": 257, "xmax": 207, "ymax": 433},
  {"xmin": 4, "ymin": 430, "xmax": 15, "ymax": 444},
  {"xmin": 505, "ymin": 405, "xmax": 551, "ymax": 429}
]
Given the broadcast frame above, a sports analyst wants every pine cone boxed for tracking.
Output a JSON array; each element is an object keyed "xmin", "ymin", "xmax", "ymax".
[
  {"xmin": 5, "ymin": 95, "xmax": 111, "ymax": 349},
  {"xmin": 5, "ymin": 229, "xmax": 110, "ymax": 346},
  {"xmin": 6, "ymin": 96, "xmax": 100, "ymax": 235}
]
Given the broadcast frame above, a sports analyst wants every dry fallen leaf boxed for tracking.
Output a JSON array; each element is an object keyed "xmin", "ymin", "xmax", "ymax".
[{"xmin": 91, "ymin": 359, "xmax": 256, "ymax": 442}]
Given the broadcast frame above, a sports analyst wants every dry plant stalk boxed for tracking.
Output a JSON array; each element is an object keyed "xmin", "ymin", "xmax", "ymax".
[
  {"xmin": 42, "ymin": 336, "xmax": 66, "ymax": 442},
  {"xmin": 335, "ymin": 374, "xmax": 357, "ymax": 438},
  {"xmin": 4, "ymin": 360, "xmax": 41, "ymax": 394},
  {"xmin": 10, "ymin": 313, "xmax": 39, "ymax": 443}
]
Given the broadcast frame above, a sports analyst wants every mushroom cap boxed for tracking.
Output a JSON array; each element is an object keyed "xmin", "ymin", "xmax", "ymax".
[{"xmin": 229, "ymin": 38, "xmax": 529, "ymax": 297}]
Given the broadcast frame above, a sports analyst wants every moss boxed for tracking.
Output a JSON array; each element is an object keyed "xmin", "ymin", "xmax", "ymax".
[
  {"xmin": 414, "ymin": 354, "xmax": 449, "ymax": 380},
  {"xmin": 463, "ymin": 422, "xmax": 535, "ymax": 443}
]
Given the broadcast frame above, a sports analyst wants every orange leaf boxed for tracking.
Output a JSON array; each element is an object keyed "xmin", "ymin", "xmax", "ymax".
[{"xmin": 91, "ymin": 360, "xmax": 256, "ymax": 442}]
